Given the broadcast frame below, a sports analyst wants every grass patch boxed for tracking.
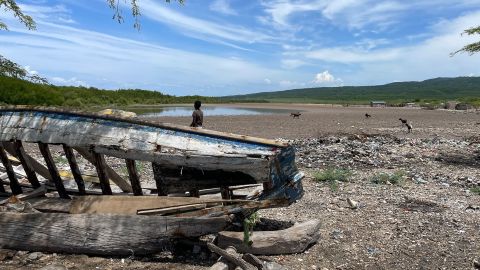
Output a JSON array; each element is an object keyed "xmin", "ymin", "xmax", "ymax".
[
  {"xmin": 470, "ymin": 187, "xmax": 480, "ymax": 195},
  {"xmin": 53, "ymin": 156, "xmax": 68, "ymax": 165},
  {"xmin": 370, "ymin": 171, "xmax": 405, "ymax": 185},
  {"xmin": 313, "ymin": 168, "xmax": 352, "ymax": 191},
  {"xmin": 120, "ymin": 161, "xmax": 145, "ymax": 177}
]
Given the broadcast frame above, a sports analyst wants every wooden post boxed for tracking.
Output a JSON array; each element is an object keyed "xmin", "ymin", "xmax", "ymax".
[
  {"xmin": 153, "ymin": 163, "xmax": 167, "ymax": 196},
  {"xmin": 92, "ymin": 152, "xmax": 112, "ymax": 195},
  {"xmin": 190, "ymin": 189, "xmax": 200, "ymax": 198},
  {"xmin": 0, "ymin": 145, "xmax": 22, "ymax": 194},
  {"xmin": 14, "ymin": 140, "xmax": 41, "ymax": 188},
  {"xmin": 62, "ymin": 145, "xmax": 86, "ymax": 195},
  {"xmin": 2, "ymin": 142, "xmax": 52, "ymax": 181},
  {"xmin": 74, "ymin": 147, "xmax": 132, "ymax": 193},
  {"xmin": 220, "ymin": 187, "xmax": 232, "ymax": 200},
  {"xmin": 38, "ymin": 143, "xmax": 70, "ymax": 199},
  {"xmin": 126, "ymin": 159, "xmax": 142, "ymax": 196}
]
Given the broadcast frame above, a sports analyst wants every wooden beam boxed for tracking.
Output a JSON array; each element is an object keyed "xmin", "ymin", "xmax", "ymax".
[
  {"xmin": 92, "ymin": 152, "xmax": 112, "ymax": 195},
  {"xmin": 0, "ymin": 145, "xmax": 21, "ymax": 194},
  {"xmin": 125, "ymin": 159, "xmax": 142, "ymax": 196},
  {"xmin": 0, "ymin": 212, "xmax": 229, "ymax": 256},
  {"xmin": 74, "ymin": 147, "xmax": 132, "ymax": 193},
  {"xmin": 38, "ymin": 143, "xmax": 70, "ymax": 199},
  {"xmin": 62, "ymin": 145, "xmax": 86, "ymax": 195},
  {"xmin": 14, "ymin": 140, "xmax": 41, "ymax": 188},
  {"xmin": 2, "ymin": 142, "xmax": 52, "ymax": 181}
]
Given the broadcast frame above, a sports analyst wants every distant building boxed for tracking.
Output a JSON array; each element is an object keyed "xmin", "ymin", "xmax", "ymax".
[
  {"xmin": 370, "ymin": 101, "xmax": 386, "ymax": 107},
  {"xmin": 404, "ymin": 102, "xmax": 418, "ymax": 108}
]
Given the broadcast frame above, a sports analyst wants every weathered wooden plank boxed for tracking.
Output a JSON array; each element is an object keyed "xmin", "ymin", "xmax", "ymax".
[
  {"xmin": 217, "ymin": 220, "xmax": 321, "ymax": 255},
  {"xmin": 0, "ymin": 185, "xmax": 46, "ymax": 205},
  {"xmin": 62, "ymin": 145, "xmax": 86, "ymax": 195},
  {"xmin": 0, "ymin": 107, "xmax": 287, "ymax": 147},
  {"xmin": 126, "ymin": 159, "xmax": 142, "ymax": 196},
  {"xmin": 137, "ymin": 203, "xmax": 207, "ymax": 216},
  {"xmin": 13, "ymin": 140, "xmax": 41, "ymax": 188},
  {"xmin": 38, "ymin": 143, "xmax": 70, "ymax": 199},
  {"xmin": 27, "ymin": 197, "xmax": 71, "ymax": 213},
  {"xmin": 92, "ymin": 152, "xmax": 112, "ymax": 195},
  {"xmin": 95, "ymin": 147, "xmax": 271, "ymax": 182},
  {"xmin": 0, "ymin": 145, "xmax": 21, "ymax": 194},
  {"xmin": 2, "ymin": 142, "xmax": 52, "ymax": 181},
  {"xmin": 70, "ymin": 196, "xmax": 222, "ymax": 214},
  {"xmin": 73, "ymin": 147, "xmax": 132, "ymax": 193},
  {"xmin": 0, "ymin": 109, "xmax": 283, "ymax": 184},
  {"xmin": 0, "ymin": 212, "xmax": 229, "ymax": 255}
]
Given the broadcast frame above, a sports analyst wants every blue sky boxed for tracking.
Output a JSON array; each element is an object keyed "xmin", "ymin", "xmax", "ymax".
[{"xmin": 1, "ymin": 0, "xmax": 480, "ymax": 96}]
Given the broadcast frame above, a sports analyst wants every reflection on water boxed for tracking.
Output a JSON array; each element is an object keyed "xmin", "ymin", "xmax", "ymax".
[{"xmin": 132, "ymin": 106, "xmax": 290, "ymax": 117}]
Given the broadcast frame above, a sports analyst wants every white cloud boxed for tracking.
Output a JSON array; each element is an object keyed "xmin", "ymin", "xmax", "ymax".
[
  {"xmin": 313, "ymin": 71, "xmax": 335, "ymax": 83},
  {"xmin": 306, "ymin": 47, "xmax": 400, "ymax": 63},
  {"xmin": 138, "ymin": 0, "xmax": 273, "ymax": 44},
  {"xmin": 279, "ymin": 80, "xmax": 306, "ymax": 88},
  {"xmin": 17, "ymin": 3, "xmax": 74, "ymax": 24},
  {"xmin": 23, "ymin": 66, "xmax": 38, "ymax": 75},
  {"xmin": 209, "ymin": 0, "xmax": 237, "ymax": 15},
  {"xmin": 0, "ymin": 20, "xmax": 292, "ymax": 95},
  {"xmin": 264, "ymin": 78, "xmax": 272, "ymax": 84},
  {"xmin": 321, "ymin": 11, "xmax": 480, "ymax": 84},
  {"xmin": 51, "ymin": 76, "xmax": 89, "ymax": 87},
  {"xmin": 261, "ymin": 0, "xmax": 324, "ymax": 27},
  {"xmin": 260, "ymin": 0, "xmax": 480, "ymax": 32},
  {"xmin": 281, "ymin": 59, "xmax": 307, "ymax": 69}
]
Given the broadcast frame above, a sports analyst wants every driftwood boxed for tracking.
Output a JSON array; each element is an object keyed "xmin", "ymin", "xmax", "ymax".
[
  {"xmin": 208, "ymin": 243, "xmax": 256, "ymax": 270},
  {"xmin": 0, "ymin": 212, "xmax": 228, "ymax": 255},
  {"xmin": 217, "ymin": 220, "xmax": 321, "ymax": 255},
  {"xmin": 208, "ymin": 244, "xmax": 286, "ymax": 270}
]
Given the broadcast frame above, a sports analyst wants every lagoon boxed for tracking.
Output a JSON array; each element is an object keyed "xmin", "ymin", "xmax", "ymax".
[{"xmin": 135, "ymin": 106, "xmax": 291, "ymax": 117}]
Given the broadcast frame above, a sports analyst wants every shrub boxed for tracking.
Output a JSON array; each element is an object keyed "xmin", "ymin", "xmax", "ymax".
[
  {"xmin": 470, "ymin": 187, "xmax": 480, "ymax": 195},
  {"xmin": 313, "ymin": 168, "xmax": 352, "ymax": 191},
  {"xmin": 370, "ymin": 171, "xmax": 405, "ymax": 185}
]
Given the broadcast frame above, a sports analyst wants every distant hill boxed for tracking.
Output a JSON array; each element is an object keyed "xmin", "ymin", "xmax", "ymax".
[
  {"xmin": 223, "ymin": 77, "xmax": 480, "ymax": 105},
  {"xmin": 0, "ymin": 76, "xmax": 219, "ymax": 108}
]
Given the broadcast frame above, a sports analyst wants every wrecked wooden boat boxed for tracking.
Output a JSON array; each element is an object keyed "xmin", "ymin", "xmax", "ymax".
[{"xmin": 0, "ymin": 106, "xmax": 304, "ymax": 255}]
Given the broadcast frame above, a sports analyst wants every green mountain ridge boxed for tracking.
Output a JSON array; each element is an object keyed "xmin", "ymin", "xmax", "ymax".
[
  {"xmin": 223, "ymin": 77, "xmax": 480, "ymax": 105},
  {"xmin": 0, "ymin": 75, "xmax": 219, "ymax": 107}
]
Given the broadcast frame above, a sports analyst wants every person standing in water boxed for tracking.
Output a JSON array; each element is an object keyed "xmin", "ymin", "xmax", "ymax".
[{"xmin": 190, "ymin": 100, "xmax": 203, "ymax": 128}]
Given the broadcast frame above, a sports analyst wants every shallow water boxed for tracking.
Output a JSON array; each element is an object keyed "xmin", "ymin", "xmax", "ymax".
[{"xmin": 136, "ymin": 106, "xmax": 291, "ymax": 117}]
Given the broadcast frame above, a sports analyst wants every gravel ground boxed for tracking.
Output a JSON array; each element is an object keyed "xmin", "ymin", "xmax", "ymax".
[{"xmin": 1, "ymin": 105, "xmax": 479, "ymax": 269}]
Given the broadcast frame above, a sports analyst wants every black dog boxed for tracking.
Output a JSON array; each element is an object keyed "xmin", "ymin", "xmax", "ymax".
[{"xmin": 290, "ymin": 112, "xmax": 301, "ymax": 118}]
